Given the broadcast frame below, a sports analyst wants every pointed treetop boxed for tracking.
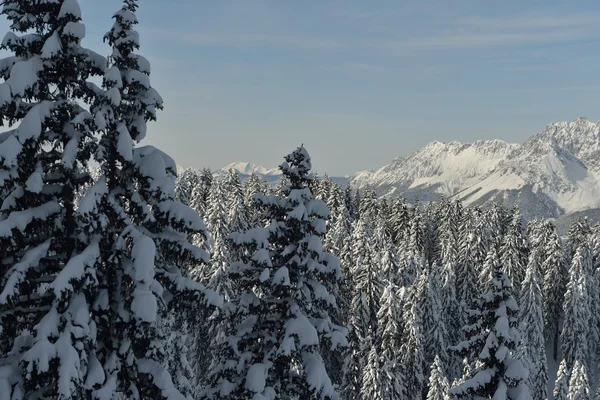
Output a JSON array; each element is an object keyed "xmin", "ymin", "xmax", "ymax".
[{"xmin": 279, "ymin": 145, "xmax": 312, "ymax": 185}]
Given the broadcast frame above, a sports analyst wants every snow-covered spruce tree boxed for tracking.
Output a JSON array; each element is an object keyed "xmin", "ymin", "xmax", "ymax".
[
  {"xmin": 188, "ymin": 167, "xmax": 213, "ymax": 217},
  {"xmin": 561, "ymin": 244, "xmax": 592, "ymax": 370},
  {"xmin": 401, "ymin": 272, "xmax": 427, "ymax": 398},
  {"xmin": 450, "ymin": 265, "xmax": 528, "ymax": 399},
  {"xmin": 424, "ymin": 265, "xmax": 449, "ymax": 374},
  {"xmin": 360, "ymin": 340, "xmax": 383, "ymax": 400},
  {"xmin": 374, "ymin": 223, "xmax": 401, "ymax": 285},
  {"xmin": 566, "ymin": 218, "xmax": 592, "ymax": 265},
  {"xmin": 376, "ymin": 283, "xmax": 407, "ymax": 400},
  {"xmin": 437, "ymin": 207, "xmax": 462, "ymax": 379},
  {"xmin": 540, "ymin": 220, "xmax": 566, "ymax": 361},
  {"xmin": 0, "ymin": 0, "xmax": 107, "ymax": 397},
  {"xmin": 456, "ymin": 210, "xmax": 481, "ymax": 329},
  {"xmin": 224, "ymin": 169, "xmax": 250, "ymax": 237},
  {"xmin": 342, "ymin": 216, "xmax": 384, "ymax": 399},
  {"xmin": 553, "ymin": 359, "xmax": 569, "ymax": 400},
  {"xmin": 84, "ymin": 1, "xmax": 221, "ymax": 397},
  {"xmin": 517, "ymin": 245, "xmax": 547, "ymax": 400},
  {"xmin": 175, "ymin": 167, "xmax": 201, "ymax": 207},
  {"xmin": 567, "ymin": 360, "xmax": 589, "ymax": 400},
  {"xmin": 500, "ymin": 206, "xmax": 528, "ymax": 297},
  {"xmin": 479, "ymin": 247, "xmax": 501, "ymax": 291},
  {"xmin": 390, "ymin": 196, "xmax": 411, "ymax": 249},
  {"xmin": 206, "ymin": 146, "xmax": 347, "ymax": 399},
  {"xmin": 426, "ymin": 355, "xmax": 450, "ymax": 400}
]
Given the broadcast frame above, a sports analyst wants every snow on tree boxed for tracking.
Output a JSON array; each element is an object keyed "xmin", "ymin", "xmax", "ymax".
[
  {"xmin": 83, "ymin": 1, "xmax": 221, "ymax": 397},
  {"xmin": 456, "ymin": 211, "xmax": 480, "ymax": 330},
  {"xmin": 540, "ymin": 220, "xmax": 566, "ymax": 361},
  {"xmin": 561, "ymin": 244, "xmax": 592, "ymax": 370},
  {"xmin": 175, "ymin": 168, "xmax": 201, "ymax": 207},
  {"xmin": 376, "ymin": 283, "xmax": 407, "ymax": 400},
  {"xmin": 566, "ymin": 218, "xmax": 592, "ymax": 265},
  {"xmin": 426, "ymin": 355, "xmax": 450, "ymax": 400},
  {"xmin": 342, "ymin": 216, "xmax": 384, "ymax": 399},
  {"xmin": 479, "ymin": 247, "xmax": 501, "ymax": 291},
  {"xmin": 450, "ymin": 265, "xmax": 529, "ymax": 399},
  {"xmin": 360, "ymin": 341, "xmax": 383, "ymax": 400},
  {"xmin": 374, "ymin": 223, "xmax": 401, "ymax": 285},
  {"xmin": 500, "ymin": 206, "xmax": 528, "ymax": 297},
  {"xmin": 423, "ymin": 266, "xmax": 449, "ymax": 375},
  {"xmin": 205, "ymin": 145, "xmax": 347, "ymax": 399},
  {"xmin": 401, "ymin": 272, "xmax": 427, "ymax": 398},
  {"xmin": 224, "ymin": 169, "xmax": 250, "ymax": 236},
  {"xmin": 390, "ymin": 196, "xmax": 411, "ymax": 249},
  {"xmin": 567, "ymin": 360, "xmax": 589, "ymax": 400},
  {"xmin": 517, "ymin": 245, "xmax": 547, "ymax": 400},
  {"xmin": 0, "ymin": 0, "xmax": 106, "ymax": 397},
  {"xmin": 553, "ymin": 359, "xmax": 569, "ymax": 400}
]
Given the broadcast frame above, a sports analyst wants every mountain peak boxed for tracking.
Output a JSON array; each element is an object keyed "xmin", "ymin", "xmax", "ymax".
[{"xmin": 221, "ymin": 162, "xmax": 282, "ymax": 176}]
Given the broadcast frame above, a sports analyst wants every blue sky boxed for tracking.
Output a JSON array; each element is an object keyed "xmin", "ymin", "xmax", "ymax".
[{"xmin": 6, "ymin": 1, "xmax": 600, "ymax": 175}]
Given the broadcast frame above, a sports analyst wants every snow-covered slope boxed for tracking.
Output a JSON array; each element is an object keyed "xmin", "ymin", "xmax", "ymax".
[
  {"xmin": 352, "ymin": 118, "xmax": 600, "ymax": 220},
  {"xmin": 220, "ymin": 162, "xmax": 282, "ymax": 177}
]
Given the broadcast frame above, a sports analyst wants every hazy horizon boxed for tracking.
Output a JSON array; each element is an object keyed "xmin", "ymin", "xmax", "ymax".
[{"xmin": 3, "ymin": 0, "xmax": 600, "ymax": 175}]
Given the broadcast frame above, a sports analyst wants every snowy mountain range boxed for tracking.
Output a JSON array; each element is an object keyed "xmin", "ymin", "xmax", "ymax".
[
  {"xmin": 352, "ymin": 117, "xmax": 600, "ymax": 222},
  {"xmin": 181, "ymin": 117, "xmax": 600, "ymax": 223}
]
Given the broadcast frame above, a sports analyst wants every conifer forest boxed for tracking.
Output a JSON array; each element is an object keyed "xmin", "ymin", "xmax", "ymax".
[{"xmin": 0, "ymin": 1, "xmax": 598, "ymax": 399}]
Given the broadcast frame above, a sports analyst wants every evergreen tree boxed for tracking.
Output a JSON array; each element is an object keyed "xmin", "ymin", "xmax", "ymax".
[
  {"xmin": 377, "ymin": 283, "xmax": 407, "ymax": 400},
  {"xmin": 450, "ymin": 266, "xmax": 528, "ymax": 399},
  {"xmin": 500, "ymin": 207, "xmax": 528, "ymax": 297},
  {"xmin": 175, "ymin": 167, "xmax": 201, "ymax": 207},
  {"xmin": 360, "ymin": 342, "xmax": 383, "ymax": 400},
  {"xmin": 0, "ymin": 0, "xmax": 105, "ymax": 397},
  {"xmin": 426, "ymin": 355, "xmax": 450, "ymax": 400},
  {"xmin": 518, "ymin": 246, "xmax": 547, "ymax": 400},
  {"xmin": 206, "ymin": 146, "xmax": 347, "ymax": 399},
  {"xmin": 568, "ymin": 360, "xmax": 589, "ymax": 400},
  {"xmin": 561, "ymin": 244, "xmax": 591, "ymax": 370},
  {"xmin": 541, "ymin": 220, "xmax": 566, "ymax": 361},
  {"xmin": 424, "ymin": 266, "xmax": 449, "ymax": 374},
  {"xmin": 479, "ymin": 247, "xmax": 501, "ymax": 290},
  {"xmin": 401, "ymin": 272, "xmax": 427, "ymax": 397},
  {"xmin": 456, "ymin": 211, "xmax": 479, "ymax": 330},
  {"xmin": 88, "ymin": 1, "xmax": 221, "ymax": 397},
  {"xmin": 553, "ymin": 359, "xmax": 570, "ymax": 400},
  {"xmin": 189, "ymin": 167, "xmax": 213, "ymax": 216}
]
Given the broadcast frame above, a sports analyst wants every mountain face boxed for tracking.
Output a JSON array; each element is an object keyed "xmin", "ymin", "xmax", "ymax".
[{"xmin": 352, "ymin": 117, "xmax": 600, "ymax": 221}]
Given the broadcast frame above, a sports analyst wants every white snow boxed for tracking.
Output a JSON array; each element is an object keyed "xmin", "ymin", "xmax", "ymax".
[
  {"xmin": 41, "ymin": 31, "xmax": 62, "ymax": 59},
  {"xmin": 245, "ymin": 363, "xmax": 269, "ymax": 393},
  {"xmin": 116, "ymin": 124, "xmax": 133, "ymax": 161},
  {"xmin": 63, "ymin": 22, "xmax": 85, "ymax": 40},
  {"xmin": 0, "ymin": 201, "xmax": 61, "ymax": 238},
  {"xmin": 58, "ymin": 0, "xmax": 82, "ymax": 19},
  {"xmin": 50, "ymin": 242, "xmax": 100, "ymax": 300},
  {"xmin": 0, "ymin": 134, "xmax": 22, "ymax": 167}
]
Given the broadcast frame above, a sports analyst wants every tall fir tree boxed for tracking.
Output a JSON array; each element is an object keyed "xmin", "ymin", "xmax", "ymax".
[
  {"xmin": 206, "ymin": 146, "xmax": 347, "ymax": 399},
  {"xmin": 0, "ymin": 0, "xmax": 105, "ymax": 397},
  {"xmin": 376, "ymin": 283, "xmax": 407, "ymax": 400},
  {"xmin": 540, "ymin": 220, "xmax": 566, "ymax": 361},
  {"xmin": 567, "ymin": 360, "xmax": 589, "ymax": 400},
  {"xmin": 561, "ymin": 244, "xmax": 592, "ymax": 370},
  {"xmin": 401, "ymin": 272, "xmax": 427, "ymax": 398},
  {"xmin": 553, "ymin": 359, "xmax": 570, "ymax": 400},
  {"xmin": 517, "ymin": 245, "xmax": 548, "ymax": 400},
  {"xmin": 500, "ymin": 206, "xmax": 528, "ymax": 297},
  {"xmin": 87, "ymin": 1, "xmax": 221, "ymax": 397},
  {"xmin": 426, "ymin": 355, "xmax": 450, "ymax": 400},
  {"xmin": 450, "ymin": 265, "xmax": 528, "ymax": 399}
]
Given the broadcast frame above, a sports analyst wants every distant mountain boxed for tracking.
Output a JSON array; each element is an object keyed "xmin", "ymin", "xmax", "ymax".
[
  {"xmin": 351, "ymin": 117, "xmax": 600, "ymax": 222},
  {"xmin": 219, "ymin": 162, "xmax": 282, "ymax": 177}
]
